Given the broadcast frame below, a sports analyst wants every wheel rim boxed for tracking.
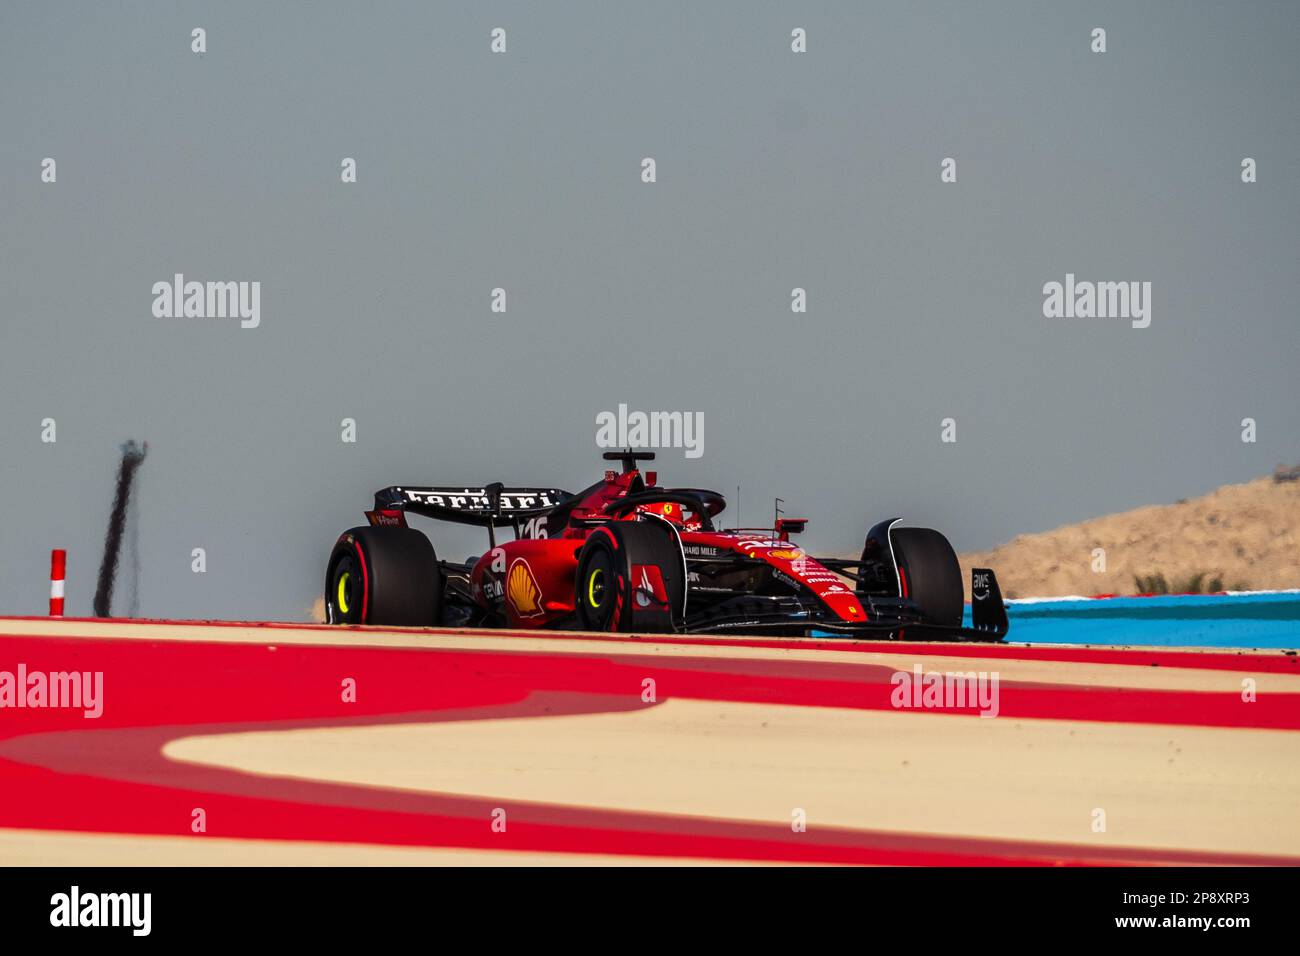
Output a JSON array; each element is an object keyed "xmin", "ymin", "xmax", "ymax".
[
  {"xmin": 329, "ymin": 555, "xmax": 360, "ymax": 624},
  {"xmin": 336, "ymin": 571, "xmax": 352, "ymax": 615},
  {"xmin": 579, "ymin": 547, "xmax": 619, "ymax": 630},
  {"xmin": 587, "ymin": 568, "xmax": 605, "ymax": 608}
]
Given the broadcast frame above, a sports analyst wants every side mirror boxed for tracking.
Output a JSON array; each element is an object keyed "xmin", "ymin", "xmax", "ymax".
[{"xmin": 776, "ymin": 517, "xmax": 808, "ymax": 540}]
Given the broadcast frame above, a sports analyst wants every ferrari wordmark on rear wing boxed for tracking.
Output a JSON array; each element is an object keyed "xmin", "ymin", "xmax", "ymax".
[{"xmin": 371, "ymin": 484, "xmax": 573, "ymax": 528}]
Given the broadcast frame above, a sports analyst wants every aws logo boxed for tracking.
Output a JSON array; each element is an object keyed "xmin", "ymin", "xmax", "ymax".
[{"xmin": 506, "ymin": 559, "xmax": 545, "ymax": 618}]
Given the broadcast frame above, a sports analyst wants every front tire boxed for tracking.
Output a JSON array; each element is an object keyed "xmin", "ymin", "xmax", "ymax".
[
  {"xmin": 325, "ymin": 526, "xmax": 441, "ymax": 627},
  {"xmin": 575, "ymin": 521, "xmax": 684, "ymax": 633},
  {"xmin": 891, "ymin": 527, "xmax": 962, "ymax": 627}
]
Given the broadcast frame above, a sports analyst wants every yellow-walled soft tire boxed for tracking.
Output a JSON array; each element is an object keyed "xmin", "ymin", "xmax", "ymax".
[
  {"xmin": 325, "ymin": 526, "xmax": 441, "ymax": 627},
  {"xmin": 574, "ymin": 521, "xmax": 684, "ymax": 633}
]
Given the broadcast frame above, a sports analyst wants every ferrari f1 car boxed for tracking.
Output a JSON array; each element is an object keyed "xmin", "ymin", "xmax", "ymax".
[{"xmin": 324, "ymin": 451, "xmax": 1008, "ymax": 641}]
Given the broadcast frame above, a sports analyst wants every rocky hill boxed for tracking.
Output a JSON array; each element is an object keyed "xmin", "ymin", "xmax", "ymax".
[{"xmin": 959, "ymin": 475, "xmax": 1300, "ymax": 600}]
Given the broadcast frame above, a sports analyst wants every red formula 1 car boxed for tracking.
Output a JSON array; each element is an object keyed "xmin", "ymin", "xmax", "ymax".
[{"xmin": 324, "ymin": 451, "xmax": 1008, "ymax": 641}]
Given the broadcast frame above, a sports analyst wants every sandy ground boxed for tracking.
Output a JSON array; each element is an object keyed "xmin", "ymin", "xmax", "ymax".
[
  {"xmin": 4, "ymin": 617, "xmax": 1298, "ymax": 865},
  {"xmin": 960, "ymin": 475, "xmax": 1300, "ymax": 599},
  {"xmin": 164, "ymin": 698, "xmax": 1300, "ymax": 858},
  {"xmin": 0, "ymin": 829, "xmax": 737, "ymax": 866},
  {"xmin": 3, "ymin": 615, "xmax": 1294, "ymax": 693}
]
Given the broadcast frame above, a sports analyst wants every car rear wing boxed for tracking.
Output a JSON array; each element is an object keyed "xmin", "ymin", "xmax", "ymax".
[{"xmin": 370, "ymin": 484, "xmax": 572, "ymax": 529}]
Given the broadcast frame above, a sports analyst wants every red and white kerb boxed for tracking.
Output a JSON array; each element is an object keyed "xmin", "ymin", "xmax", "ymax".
[{"xmin": 49, "ymin": 549, "xmax": 66, "ymax": 617}]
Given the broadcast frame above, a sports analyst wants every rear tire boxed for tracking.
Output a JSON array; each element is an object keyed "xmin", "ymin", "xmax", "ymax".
[
  {"xmin": 891, "ymin": 527, "xmax": 962, "ymax": 627},
  {"xmin": 325, "ymin": 526, "xmax": 441, "ymax": 627},
  {"xmin": 575, "ymin": 521, "xmax": 684, "ymax": 633}
]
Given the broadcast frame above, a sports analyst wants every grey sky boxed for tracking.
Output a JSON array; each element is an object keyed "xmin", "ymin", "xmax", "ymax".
[{"xmin": 2, "ymin": 2, "xmax": 1297, "ymax": 620}]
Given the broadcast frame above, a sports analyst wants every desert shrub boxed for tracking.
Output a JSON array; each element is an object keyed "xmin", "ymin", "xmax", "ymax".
[
  {"xmin": 1133, "ymin": 572, "xmax": 1169, "ymax": 594},
  {"xmin": 1133, "ymin": 571, "xmax": 1233, "ymax": 594}
]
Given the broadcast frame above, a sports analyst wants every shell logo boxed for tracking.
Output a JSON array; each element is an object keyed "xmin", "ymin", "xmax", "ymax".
[
  {"xmin": 769, "ymin": 548, "xmax": 803, "ymax": 561},
  {"xmin": 506, "ymin": 559, "xmax": 544, "ymax": 618}
]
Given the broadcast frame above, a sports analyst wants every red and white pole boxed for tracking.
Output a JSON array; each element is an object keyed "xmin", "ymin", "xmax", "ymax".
[{"xmin": 49, "ymin": 549, "xmax": 66, "ymax": 617}]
